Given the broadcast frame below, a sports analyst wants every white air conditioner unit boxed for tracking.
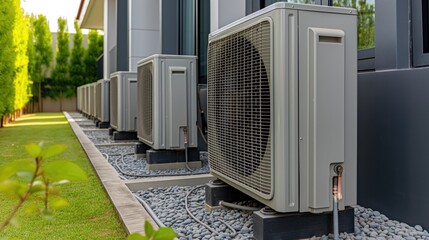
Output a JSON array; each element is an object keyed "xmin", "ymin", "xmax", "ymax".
[
  {"xmin": 89, "ymin": 82, "xmax": 96, "ymax": 117},
  {"xmin": 110, "ymin": 72, "xmax": 137, "ymax": 132},
  {"xmin": 82, "ymin": 84, "xmax": 89, "ymax": 115},
  {"xmin": 77, "ymin": 86, "xmax": 82, "ymax": 112},
  {"xmin": 95, "ymin": 79, "xmax": 110, "ymax": 123},
  {"xmin": 208, "ymin": 3, "xmax": 357, "ymax": 214},
  {"xmin": 137, "ymin": 54, "xmax": 198, "ymax": 150}
]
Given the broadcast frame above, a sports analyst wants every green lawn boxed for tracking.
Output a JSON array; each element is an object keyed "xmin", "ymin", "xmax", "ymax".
[{"xmin": 0, "ymin": 113, "xmax": 127, "ymax": 239}]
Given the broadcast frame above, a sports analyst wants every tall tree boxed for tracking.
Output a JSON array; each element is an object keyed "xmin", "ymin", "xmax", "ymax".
[
  {"xmin": 27, "ymin": 15, "xmax": 37, "ymax": 112},
  {"xmin": 51, "ymin": 17, "xmax": 70, "ymax": 111},
  {"xmin": 13, "ymin": 2, "xmax": 31, "ymax": 116},
  {"xmin": 98, "ymin": 34, "xmax": 104, "ymax": 55},
  {"xmin": 0, "ymin": 0, "xmax": 17, "ymax": 126},
  {"xmin": 84, "ymin": 30, "xmax": 103, "ymax": 83},
  {"xmin": 32, "ymin": 14, "xmax": 53, "ymax": 112},
  {"xmin": 70, "ymin": 20, "xmax": 86, "ymax": 89}
]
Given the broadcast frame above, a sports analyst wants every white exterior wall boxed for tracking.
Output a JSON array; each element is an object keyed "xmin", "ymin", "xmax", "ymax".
[
  {"xmin": 210, "ymin": 0, "xmax": 246, "ymax": 32},
  {"xmin": 104, "ymin": 0, "xmax": 116, "ymax": 79},
  {"xmin": 128, "ymin": 0, "xmax": 161, "ymax": 71}
]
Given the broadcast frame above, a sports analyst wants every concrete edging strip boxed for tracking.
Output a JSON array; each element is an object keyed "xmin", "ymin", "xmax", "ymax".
[
  {"xmin": 125, "ymin": 174, "xmax": 215, "ymax": 192},
  {"xmin": 64, "ymin": 112, "xmax": 156, "ymax": 234}
]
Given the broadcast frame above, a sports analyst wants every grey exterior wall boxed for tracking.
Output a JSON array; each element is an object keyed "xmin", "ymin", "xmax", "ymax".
[
  {"xmin": 375, "ymin": 0, "xmax": 410, "ymax": 70},
  {"xmin": 358, "ymin": 66, "xmax": 429, "ymax": 229},
  {"xmin": 109, "ymin": 46, "xmax": 117, "ymax": 74},
  {"xmin": 116, "ymin": 0, "xmax": 129, "ymax": 71},
  {"xmin": 161, "ymin": 0, "xmax": 179, "ymax": 54},
  {"xmin": 97, "ymin": 54, "xmax": 104, "ymax": 80}
]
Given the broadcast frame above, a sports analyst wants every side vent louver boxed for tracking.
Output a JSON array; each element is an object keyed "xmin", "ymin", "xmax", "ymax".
[
  {"xmin": 208, "ymin": 20, "xmax": 272, "ymax": 198},
  {"xmin": 110, "ymin": 76, "xmax": 118, "ymax": 129},
  {"xmin": 96, "ymin": 82, "xmax": 101, "ymax": 119},
  {"xmin": 138, "ymin": 62, "xmax": 153, "ymax": 144}
]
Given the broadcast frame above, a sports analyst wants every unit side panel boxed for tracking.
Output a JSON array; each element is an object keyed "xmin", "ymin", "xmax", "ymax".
[
  {"xmin": 128, "ymin": 79, "xmax": 138, "ymax": 131},
  {"xmin": 271, "ymin": 8, "xmax": 299, "ymax": 212},
  {"xmin": 166, "ymin": 66, "xmax": 188, "ymax": 149},
  {"xmin": 102, "ymin": 80, "xmax": 110, "ymax": 122},
  {"xmin": 298, "ymin": 11, "xmax": 357, "ymax": 213}
]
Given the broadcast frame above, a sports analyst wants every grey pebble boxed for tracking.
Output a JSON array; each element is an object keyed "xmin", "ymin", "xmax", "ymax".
[{"xmin": 74, "ymin": 113, "xmax": 429, "ymax": 240}]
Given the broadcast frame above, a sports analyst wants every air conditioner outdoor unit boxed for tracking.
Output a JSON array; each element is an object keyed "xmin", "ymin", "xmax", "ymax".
[
  {"xmin": 95, "ymin": 79, "xmax": 110, "ymax": 123},
  {"xmin": 110, "ymin": 72, "xmax": 137, "ymax": 132},
  {"xmin": 89, "ymin": 82, "xmax": 96, "ymax": 117},
  {"xmin": 207, "ymin": 2, "xmax": 357, "ymax": 214},
  {"xmin": 83, "ymin": 84, "xmax": 89, "ymax": 115},
  {"xmin": 77, "ymin": 86, "xmax": 82, "ymax": 112},
  {"xmin": 79, "ymin": 86, "xmax": 84, "ymax": 112},
  {"xmin": 137, "ymin": 54, "xmax": 198, "ymax": 150}
]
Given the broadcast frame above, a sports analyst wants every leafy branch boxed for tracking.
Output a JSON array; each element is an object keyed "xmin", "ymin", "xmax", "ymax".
[
  {"xmin": 0, "ymin": 143, "xmax": 87, "ymax": 232},
  {"xmin": 127, "ymin": 221, "xmax": 177, "ymax": 240}
]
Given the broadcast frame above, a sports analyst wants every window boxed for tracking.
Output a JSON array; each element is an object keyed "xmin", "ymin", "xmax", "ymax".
[
  {"xmin": 176, "ymin": 0, "xmax": 209, "ymax": 83},
  {"xmin": 197, "ymin": 0, "xmax": 210, "ymax": 84},
  {"xmin": 412, "ymin": 0, "xmax": 429, "ymax": 67},
  {"xmin": 180, "ymin": 0, "xmax": 195, "ymax": 55},
  {"xmin": 333, "ymin": 0, "xmax": 375, "ymax": 50},
  {"xmin": 423, "ymin": 0, "xmax": 429, "ymax": 54}
]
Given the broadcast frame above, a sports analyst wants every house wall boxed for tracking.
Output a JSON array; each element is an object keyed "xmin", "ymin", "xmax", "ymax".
[
  {"xmin": 358, "ymin": 67, "xmax": 429, "ymax": 229},
  {"xmin": 128, "ymin": 0, "xmax": 161, "ymax": 71}
]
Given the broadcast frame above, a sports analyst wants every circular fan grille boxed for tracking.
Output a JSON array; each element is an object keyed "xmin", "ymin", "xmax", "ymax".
[{"xmin": 208, "ymin": 20, "xmax": 272, "ymax": 197}]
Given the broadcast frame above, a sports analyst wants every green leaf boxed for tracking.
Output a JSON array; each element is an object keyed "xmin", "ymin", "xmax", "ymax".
[
  {"xmin": 25, "ymin": 143, "xmax": 42, "ymax": 158},
  {"xmin": 16, "ymin": 171, "xmax": 34, "ymax": 181},
  {"xmin": 25, "ymin": 203, "xmax": 40, "ymax": 214},
  {"xmin": 0, "ymin": 180, "xmax": 22, "ymax": 197},
  {"xmin": 153, "ymin": 227, "xmax": 178, "ymax": 240},
  {"xmin": 50, "ymin": 197, "xmax": 69, "ymax": 210},
  {"xmin": 0, "ymin": 159, "xmax": 35, "ymax": 181},
  {"xmin": 40, "ymin": 208, "xmax": 54, "ymax": 220},
  {"xmin": 29, "ymin": 180, "xmax": 45, "ymax": 194},
  {"xmin": 144, "ymin": 220, "xmax": 155, "ymax": 238},
  {"xmin": 52, "ymin": 179, "xmax": 70, "ymax": 185},
  {"xmin": 41, "ymin": 144, "xmax": 67, "ymax": 159},
  {"xmin": 127, "ymin": 233, "xmax": 147, "ymax": 240},
  {"xmin": 44, "ymin": 160, "xmax": 87, "ymax": 181}
]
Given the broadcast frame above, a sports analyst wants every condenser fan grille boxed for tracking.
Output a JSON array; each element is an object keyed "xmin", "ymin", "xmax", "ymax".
[
  {"xmin": 208, "ymin": 20, "xmax": 272, "ymax": 198},
  {"xmin": 110, "ymin": 76, "xmax": 118, "ymax": 128},
  {"xmin": 137, "ymin": 62, "xmax": 153, "ymax": 144}
]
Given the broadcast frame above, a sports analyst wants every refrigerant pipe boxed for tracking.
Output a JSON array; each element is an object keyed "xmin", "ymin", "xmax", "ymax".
[
  {"xmin": 218, "ymin": 201, "xmax": 262, "ymax": 212},
  {"xmin": 333, "ymin": 165, "xmax": 344, "ymax": 240},
  {"xmin": 134, "ymin": 194, "xmax": 166, "ymax": 227},
  {"xmin": 333, "ymin": 178, "xmax": 339, "ymax": 240},
  {"xmin": 183, "ymin": 127, "xmax": 194, "ymax": 172}
]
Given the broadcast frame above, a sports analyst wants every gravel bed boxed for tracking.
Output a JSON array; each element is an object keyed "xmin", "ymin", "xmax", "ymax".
[
  {"xmin": 85, "ymin": 129, "xmax": 112, "ymax": 144},
  {"xmin": 84, "ymin": 128, "xmax": 140, "ymax": 145},
  {"xmin": 97, "ymin": 146, "xmax": 210, "ymax": 180},
  {"xmin": 135, "ymin": 186, "xmax": 258, "ymax": 240},
  {"xmin": 80, "ymin": 125, "xmax": 103, "ymax": 130},
  {"xmin": 69, "ymin": 113, "xmax": 429, "ymax": 239},
  {"xmin": 136, "ymin": 186, "xmax": 429, "ymax": 240}
]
